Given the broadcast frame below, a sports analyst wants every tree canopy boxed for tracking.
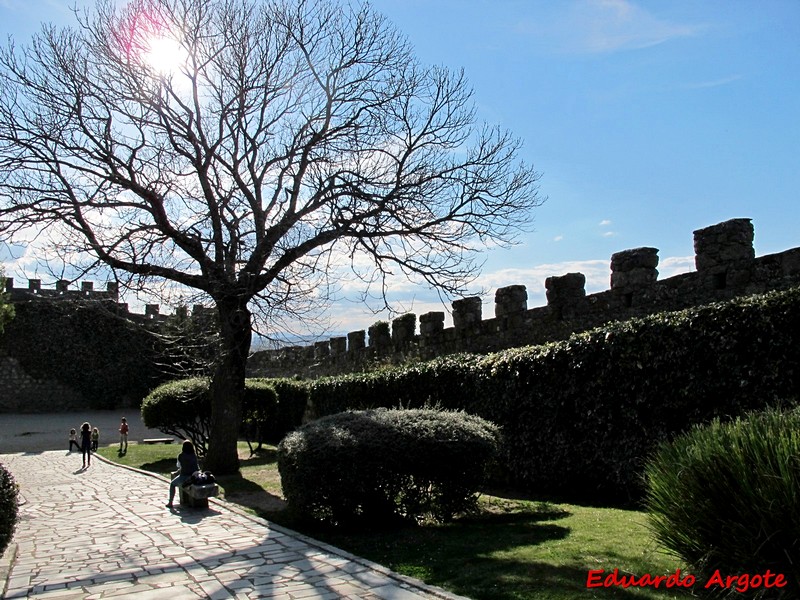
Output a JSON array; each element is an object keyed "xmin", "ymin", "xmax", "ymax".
[{"xmin": 0, "ymin": 0, "xmax": 543, "ymax": 472}]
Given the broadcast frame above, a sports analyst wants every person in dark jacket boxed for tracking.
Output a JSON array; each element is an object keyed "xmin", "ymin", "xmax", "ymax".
[
  {"xmin": 166, "ymin": 440, "xmax": 199, "ymax": 508},
  {"xmin": 79, "ymin": 422, "xmax": 92, "ymax": 468}
]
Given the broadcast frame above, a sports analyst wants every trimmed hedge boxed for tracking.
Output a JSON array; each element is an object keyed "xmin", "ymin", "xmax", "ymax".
[
  {"xmin": 303, "ymin": 287, "xmax": 800, "ymax": 503},
  {"xmin": 141, "ymin": 378, "xmax": 211, "ymax": 454},
  {"xmin": 242, "ymin": 379, "xmax": 278, "ymax": 451},
  {"xmin": 141, "ymin": 377, "xmax": 308, "ymax": 454},
  {"xmin": 645, "ymin": 408, "xmax": 800, "ymax": 598},
  {"xmin": 0, "ymin": 463, "xmax": 18, "ymax": 555},
  {"xmin": 277, "ymin": 408, "xmax": 500, "ymax": 525},
  {"xmin": 263, "ymin": 378, "xmax": 310, "ymax": 443}
]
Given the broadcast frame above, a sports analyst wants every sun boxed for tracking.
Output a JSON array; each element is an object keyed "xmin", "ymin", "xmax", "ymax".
[{"xmin": 144, "ymin": 36, "xmax": 187, "ymax": 77}]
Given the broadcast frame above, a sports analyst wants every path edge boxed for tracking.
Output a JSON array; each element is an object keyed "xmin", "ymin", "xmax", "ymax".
[
  {"xmin": 0, "ymin": 541, "xmax": 17, "ymax": 598},
  {"xmin": 93, "ymin": 452, "xmax": 470, "ymax": 600}
]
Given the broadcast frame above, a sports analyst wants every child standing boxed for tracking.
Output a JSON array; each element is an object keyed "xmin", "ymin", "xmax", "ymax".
[
  {"xmin": 91, "ymin": 427, "xmax": 100, "ymax": 451},
  {"xmin": 80, "ymin": 422, "xmax": 92, "ymax": 467},
  {"xmin": 118, "ymin": 417, "xmax": 129, "ymax": 453},
  {"xmin": 68, "ymin": 428, "xmax": 80, "ymax": 452}
]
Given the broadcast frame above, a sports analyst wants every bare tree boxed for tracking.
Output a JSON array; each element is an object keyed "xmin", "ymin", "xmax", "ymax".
[{"xmin": 0, "ymin": 0, "xmax": 543, "ymax": 473}]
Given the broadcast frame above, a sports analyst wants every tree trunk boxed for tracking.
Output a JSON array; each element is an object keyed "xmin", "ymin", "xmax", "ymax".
[{"xmin": 203, "ymin": 296, "xmax": 252, "ymax": 475}]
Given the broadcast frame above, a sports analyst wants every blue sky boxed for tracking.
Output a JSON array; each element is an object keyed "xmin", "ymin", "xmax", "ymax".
[{"xmin": 1, "ymin": 0, "xmax": 798, "ymax": 340}]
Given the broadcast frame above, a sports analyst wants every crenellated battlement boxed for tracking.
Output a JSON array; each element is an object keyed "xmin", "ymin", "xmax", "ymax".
[
  {"xmin": 3, "ymin": 278, "xmax": 216, "ymax": 322},
  {"xmin": 247, "ymin": 218, "xmax": 800, "ymax": 379},
  {"xmin": 4, "ymin": 218, "xmax": 798, "ymax": 384}
]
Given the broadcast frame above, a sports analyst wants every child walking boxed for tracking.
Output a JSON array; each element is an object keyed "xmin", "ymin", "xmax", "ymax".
[
  {"xmin": 80, "ymin": 422, "xmax": 92, "ymax": 467},
  {"xmin": 91, "ymin": 427, "xmax": 100, "ymax": 451}
]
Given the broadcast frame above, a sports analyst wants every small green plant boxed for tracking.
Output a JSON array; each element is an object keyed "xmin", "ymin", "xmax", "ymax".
[
  {"xmin": 0, "ymin": 463, "xmax": 19, "ymax": 555},
  {"xmin": 645, "ymin": 407, "xmax": 800, "ymax": 598},
  {"xmin": 277, "ymin": 408, "xmax": 500, "ymax": 526}
]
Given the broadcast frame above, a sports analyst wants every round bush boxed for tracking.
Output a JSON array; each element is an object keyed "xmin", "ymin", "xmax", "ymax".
[
  {"xmin": 645, "ymin": 407, "xmax": 800, "ymax": 598},
  {"xmin": 142, "ymin": 377, "xmax": 282, "ymax": 455},
  {"xmin": 0, "ymin": 463, "xmax": 19, "ymax": 555},
  {"xmin": 141, "ymin": 377, "xmax": 211, "ymax": 454},
  {"xmin": 277, "ymin": 408, "xmax": 501, "ymax": 526}
]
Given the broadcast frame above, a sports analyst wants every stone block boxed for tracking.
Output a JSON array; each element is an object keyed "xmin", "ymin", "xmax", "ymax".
[{"xmin": 452, "ymin": 297, "xmax": 482, "ymax": 330}]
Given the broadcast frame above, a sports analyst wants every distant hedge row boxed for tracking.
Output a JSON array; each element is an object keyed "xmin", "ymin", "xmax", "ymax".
[{"xmin": 304, "ymin": 287, "xmax": 800, "ymax": 503}]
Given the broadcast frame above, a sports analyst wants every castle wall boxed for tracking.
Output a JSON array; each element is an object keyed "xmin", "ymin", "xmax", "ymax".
[
  {"xmin": 0, "ymin": 350, "xmax": 85, "ymax": 412},
  {"xmin": 247, "ymin": 218, "xmax": 800, "ymax": 379},
  {"xmin": 3, "ymin": 218, "xmax": 799, "ymax": 389},
  {"xmin": 0, "ymin": 283, "xmax": 215, "ymax": 412}
]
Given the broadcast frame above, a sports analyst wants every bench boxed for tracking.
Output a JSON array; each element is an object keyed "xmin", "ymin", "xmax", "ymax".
[
  {"xmin": 172, "ymin": 470, "xmax": 219, "ymax": 509},
  {"xmin": 143, "ymin": 438, "xmax": 175, "ymax": 444}
]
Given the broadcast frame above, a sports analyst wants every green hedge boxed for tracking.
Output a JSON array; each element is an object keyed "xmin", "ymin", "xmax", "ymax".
[
  {"xmin": 264, "ymin": 378, "xmax": 310, "ymax": 443},
  {"xmin": 141, "ymin": 377, "xmax": 308, "ymax": 454},
  {"xmin": 0, "ymin": 463, "xmax": 18, "ymax": 555},
  {"xmin": 304, "ymin": 287, "xmax": 800, "ymax": 503},
  {"xmin": 645, "ymin": 408, "xmax": 800, "ymax": 598},
  {"xmin": 277, "ymin": 408, "xmax": 500, "ymax": 525},
  {"xmin": 141, "ymin": 378, "xmax": 211, "ymax": 454}
]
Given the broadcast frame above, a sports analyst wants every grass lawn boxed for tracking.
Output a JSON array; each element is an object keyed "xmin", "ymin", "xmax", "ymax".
[{"xmin": 97, "ymin": 442, "xmax": 692, "ymax": 600}]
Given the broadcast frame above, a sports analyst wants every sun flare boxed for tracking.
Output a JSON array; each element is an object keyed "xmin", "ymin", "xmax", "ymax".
[{"xmin": 144, "ymin": 36, "xmax": 186, "ymax": 77}]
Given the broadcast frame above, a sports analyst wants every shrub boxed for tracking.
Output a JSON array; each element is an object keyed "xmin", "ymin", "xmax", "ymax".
[
  {"xmin": 141, "ymin": 377, "xmax": 211, "ymax": 454},
  {"xmin": 0, "ymin": 463, "xmax": 19, "ymax": 555},
  {"xmin": 645, "ymin": 408, "xmax": 800, "ymax": 598},
  {"xmin": 142, "ymin": 377, "xmax": 297, "ymax": 454},
  {"xmin": 306, "ymin": 287, "xmax": 800, "ymax": 503},
  {"xmin": 264, "ymin": 378, "xmax": 309, "ymax": 443},
  {"xmin": 277, "ymin": 408, "xmax": 501, "ymax": 526},
  {"xmin": 242, "ymin": 379, "xmax": 278, "ymax": 452}
]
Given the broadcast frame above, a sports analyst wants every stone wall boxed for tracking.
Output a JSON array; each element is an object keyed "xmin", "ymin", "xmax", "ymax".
[
  {"xmin": 247, "ymin": 218, "xmax": 800, "ymax": 379},
  {"xmin": 0, "ymin": 350, "xmax": 85, "ymax": 412},
  {"xmin": 0, "ymin": 284, "xmax": 215, "ymax": 413}
]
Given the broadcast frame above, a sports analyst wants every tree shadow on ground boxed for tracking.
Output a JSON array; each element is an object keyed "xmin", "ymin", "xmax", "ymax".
[
  {"xmin": 242, "ymin": 446, "xmax": 279, "ymax": 464},
  {"xmin": 285, "ymin": 498, "xmax": 690, "ymax": 600},
  {"xmin": 141, "ymin": 457, "xmax": 178, "ymax": 477},
  {"xmin": 216, "ymin": 471, "xmax": 287, "ymax": 513}
]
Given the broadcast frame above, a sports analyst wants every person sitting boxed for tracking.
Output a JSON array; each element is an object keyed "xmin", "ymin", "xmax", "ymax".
[{"xmin": 166, "ymin": 440, "xmax": 199, "ymax": 508}]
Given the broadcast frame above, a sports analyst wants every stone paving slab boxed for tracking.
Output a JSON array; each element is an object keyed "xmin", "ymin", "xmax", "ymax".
[{"xmin": 0, "ymin": 451, "xmax": 470, "ymax": 600}]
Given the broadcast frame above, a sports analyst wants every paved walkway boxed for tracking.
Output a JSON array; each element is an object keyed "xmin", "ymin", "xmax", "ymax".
[{"xmin": 0, "ymin": 451, "xmax": 468, "ymax": 600}]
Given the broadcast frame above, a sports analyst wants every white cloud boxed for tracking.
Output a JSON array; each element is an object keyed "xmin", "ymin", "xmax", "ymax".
[
  {"xmin": 519, "ymin": 0, "xmax": 705, "ymax": 55},
  {"xmin": 683, "ymin": 75, "xmax": 743, "ymax": 90},
  {"xmin": 599, "ymin": 219, "xmax": 612, "ymax": 226},
  {"xmin": 554, "ymin": 234, "xmax": 564, "ymax": 242},
  {"xmin": 659, "ymin": 255, "xmax": 695, "ymax": 278},
  {"xmin": 576, "ymin": 0, "xmax": 702, "ymax": 53}
]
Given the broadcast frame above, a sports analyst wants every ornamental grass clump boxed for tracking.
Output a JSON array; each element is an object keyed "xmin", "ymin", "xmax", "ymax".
[
  {"xmin": 645, "ymin": 407, "xmax": 800, "ymax": 598},
  {"xmin": 277, "ymin": 408, "xmax": 501, "ymax": 526},
  {"xmin": 0, "ymin": 463, "xmax": 18, "ymax": 555}
]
